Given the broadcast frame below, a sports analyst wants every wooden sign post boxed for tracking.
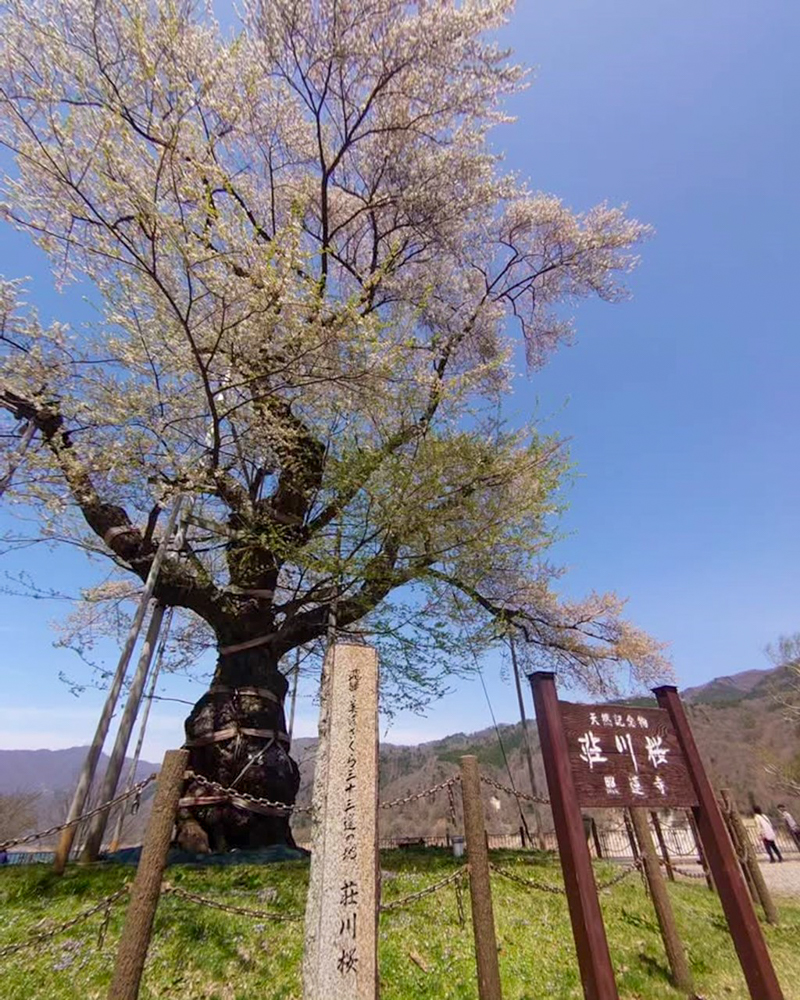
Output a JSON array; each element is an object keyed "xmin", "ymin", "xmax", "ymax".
[
  {"xmin": 303, "ymin": 642, "xmax": 379, "ymax": 1000},
  {"xmin": 529, "ymin": 672, "xmax": 619, "ymax": 1000},
  {"xmin": 530, "ymin": 672, "xmax": 785, "ymax": 1000},
  {"xmin": 655, "ymin": 686, "xmax": 784, "ymax": 1000}
]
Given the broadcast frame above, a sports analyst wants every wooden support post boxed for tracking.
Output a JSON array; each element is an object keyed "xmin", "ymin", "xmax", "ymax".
[
  {"xmin": 81, "ymin": 602, "xmax": 167, "ymax": 862},
  {"xmin": 629, "ymin": 808, "xmax": 693, "ymax": 993},
  {"xmin": 687, "ymin": 809, "xmax": 714, "ymax": 891},
  {"xmin": 591, "ymin": 819, "xmax": 603, "ymax": 860},
  {"xmin": 722, "ymin": 806, "xmax": 759, "ymax": 904},
  {"xmin": 509, "ymin": 634, "xmax": 545, "ymax": 848},
  {"xmin": 650, "ymin": 812, "xmax": 674, "ymax": 881},
  {"xmin": 655, "ymin": 686, "xmax": 784, "ymax": 1000},
  {"xmin": 460, "ymin": 755, "xmax": 503, "ymax": 1000},
  {"xmin": 529, "ymin": 672, "xmax": 619, "ymax": 1000},
  {"xmin": 722, "ymin": 789, "xmax": 778, "ymax": 925},
  {"xmin": 53, "ymin": 497, "xmax": 183, "ymax": 874},
  {"xmin": 109, "ymin": 607, "xmax": 175, "ymax": 853},
  {"xmin": 107, "ymin": 749, "xmax": 187, "ymax": 1000},
  {"xmin": 623, "ymin": 811, "xmax": 640, "ymax": 862}
]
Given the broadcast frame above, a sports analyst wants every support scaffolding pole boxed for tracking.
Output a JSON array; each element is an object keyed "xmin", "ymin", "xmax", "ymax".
[
  {"xmin": 109, "ymin": 607, "xmax": 175, "ymax": 853},
  {"xmin": 53, "ymin": 497, "xmax": 183, "ymax": 874}
]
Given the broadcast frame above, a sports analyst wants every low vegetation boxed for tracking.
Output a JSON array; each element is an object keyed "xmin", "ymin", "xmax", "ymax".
[{"xmin": 2, "ymin": 850, "xmax": 799, "ymax": 999}]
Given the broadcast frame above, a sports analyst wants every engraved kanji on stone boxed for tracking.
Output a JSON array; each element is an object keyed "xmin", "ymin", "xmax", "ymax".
[
  {"xmin": 340, "ymin": 880, "xmax": 359, "ymax": 906},
  {"xmin": 337, "ymin": 947, "xmax": 358, "ymax": 974}
]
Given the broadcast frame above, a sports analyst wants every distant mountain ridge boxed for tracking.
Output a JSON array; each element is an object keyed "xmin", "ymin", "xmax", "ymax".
[{"xmin": 682, "ymin": 667, "xmax": 777, "ymax": 705}]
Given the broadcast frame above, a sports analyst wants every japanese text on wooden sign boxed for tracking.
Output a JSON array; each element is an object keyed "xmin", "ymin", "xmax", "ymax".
[{"xmin": 560, "ymin": 702, "xmax": 698, "ymax": 808}]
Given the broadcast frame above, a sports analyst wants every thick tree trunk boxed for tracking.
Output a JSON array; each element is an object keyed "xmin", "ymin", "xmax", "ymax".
[{"xmin": 177, "ymin": 643, "xmax": 301, "ymax": 853}]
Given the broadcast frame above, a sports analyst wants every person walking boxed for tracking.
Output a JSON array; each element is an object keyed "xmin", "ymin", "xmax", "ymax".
[
  {"xmin": 777, "ymin": 803, "xmax": 800, "ymax": 850},
  {"xmin": 753, "ymin": 806, "xmax": 783, "ymax": 862}
]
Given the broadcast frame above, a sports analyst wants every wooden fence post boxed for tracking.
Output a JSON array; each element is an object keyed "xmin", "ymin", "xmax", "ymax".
[
  {"xmin": 629, "ymin": 808, "xmax": 693, "ymax": 993},
  {"xmin": 655, "ymin": 686, "xmax": 784, "ymax": 1000},
  {"xmin": 687, "ymin": 809, "xmax": 714, "ymax": 891},
  {"xmin": 650, "ymin": 812, "xmax": 674, "ymax": 882},
  {"xmin": 107, "ymin": 749, "xmax": 187, "ymax": 1000},
  {"xmin": 460, "ymin": 756, "xmax": 503, "ymax": 1000},
  {"xmin": 721, "ymin": 789, "xmax": 778, "ymax": 925},
  {"xmin": 623, "ymin": 811, "xmax": 640, "ymax": 863},
  {"xmin": 590, "ymin": 819, "xmax": 604, "ymax": 860}
]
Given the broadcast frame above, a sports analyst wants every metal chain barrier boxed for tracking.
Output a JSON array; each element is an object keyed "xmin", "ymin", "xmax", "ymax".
[
  {"xmin": 186, "ymin": 771, "xmax": 462, "ymax": 817},
  {"xmin": 0, "ymin": 775, "xmax": 157, "ymax": 851},
  {"xmin": 379, "ymin": 776, "xmax": 461, "ymax": 811},
  {"xmin": 161, "ymin": 883, "xmax": 303, "ymax": 922},
  {"xmin": 380, "ymin": 866, "xmax": 469, "ymax": 912},
  {"xmin": 489, "ymin": 861, "xmax": 639, "ymax": 895},
  {"xmin": 479, "ymin": 774, "xmax": 550, "ymax": 806},
  {"xmin": 184, "ymin": 771, "xmax": 312, "ymax": 815},
  {"xmin": 672, "ymin": 865, "xmax": 712, "ymax": 880},
  {"xmin": 0, "ymin": 886, "xmax": 130, "ymax": 957}
]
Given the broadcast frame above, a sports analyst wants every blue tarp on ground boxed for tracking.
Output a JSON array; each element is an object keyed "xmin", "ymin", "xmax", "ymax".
[
  {"xmin": 103, "ymin": 844, "xmax": 309, "ymax": 865},
  {"xmin": 7, "ymin": 845, "xmax": 309, "ymax": 866}
]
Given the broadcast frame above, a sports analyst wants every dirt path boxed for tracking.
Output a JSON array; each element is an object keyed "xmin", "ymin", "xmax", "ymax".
[{"xmin": 758, "ymin": 857, "xmax": 800, "ymax": 897}]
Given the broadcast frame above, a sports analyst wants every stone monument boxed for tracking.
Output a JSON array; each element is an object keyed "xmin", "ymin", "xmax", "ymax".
[{"xmin": 303, "ymin": 641, "xmax": 379, "ymax": 1000}]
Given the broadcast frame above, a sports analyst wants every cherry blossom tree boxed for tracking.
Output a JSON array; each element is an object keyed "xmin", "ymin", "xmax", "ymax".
[{"xmin": 0, "ymin": 0, "xmax": 667, "ymax": 850}]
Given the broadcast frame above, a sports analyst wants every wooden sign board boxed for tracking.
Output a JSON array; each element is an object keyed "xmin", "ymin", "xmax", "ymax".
[
  {"xmin": 560, "ymin": 701, "xmax": 698, "ymax": 808},
  {"xmin": 529, "ymin": 673, "xmax": 785, "ymax": 1000}
]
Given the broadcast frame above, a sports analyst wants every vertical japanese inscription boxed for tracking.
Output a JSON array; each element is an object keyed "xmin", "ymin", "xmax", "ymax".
[{"xmin": 303, "ymin": 643, "xmax": 379, "ymax": 1000}]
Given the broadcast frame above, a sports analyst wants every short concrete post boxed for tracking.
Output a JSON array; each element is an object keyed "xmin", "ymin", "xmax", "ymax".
[
  {"xmin": 722, "ymin": 789, "xmax": 778, "ymax": 925},
  {"xmin": 107, "ymin": 749, "xmax": 187, "ymax": 1000},
  {"xmin": 460, "ymin": 756, "xmax": 503, "ymax": 1000},
  {"xmin": 630, "ymin": 808, "xmax": 693, "ymax": 993}
]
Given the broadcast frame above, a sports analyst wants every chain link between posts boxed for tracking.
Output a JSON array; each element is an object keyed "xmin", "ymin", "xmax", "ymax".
[
  {"xmin": 0, "ymin": 775, "xmax": 158, "ymax": 851},
  {"xmin": 489, "ymin": 861, "xmax": 640, "ymax": 896},
  {"xmin": 479, "ymin": 774, "xmax": 550, "ymax": 805},
  {"xmin": 184, "ymin": 771, "xmax": 313, "ymax": 814},
  {"xmin": 379, "ymin": 776, "xmax": 461, "ymax": 811},
  {"xmin": 161, "ymin": 883, "xmax": 303, "ymax": 921},
  {"xmin": 380, "ymin": 866, "xmax": 470, "ymax": 911},
  {"xmin": 0, "ymin": 886, "xmax": 130, "ymax": 957}
]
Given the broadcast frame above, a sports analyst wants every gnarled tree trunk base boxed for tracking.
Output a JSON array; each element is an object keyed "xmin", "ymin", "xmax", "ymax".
[{"xmin": 176, "ymin": 645, "xmax": 300, "ymax": 853}]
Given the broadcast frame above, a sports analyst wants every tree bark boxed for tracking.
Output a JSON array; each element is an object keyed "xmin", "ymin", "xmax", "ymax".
[{"xmin": 177, "ymin": 642, "xmax": 301, "ymax": 852}]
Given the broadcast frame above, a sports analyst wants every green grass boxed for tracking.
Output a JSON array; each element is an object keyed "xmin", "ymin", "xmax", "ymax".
[{"xmin": 2, "ymin": 851, "xmax": 799, "ymax": 999}]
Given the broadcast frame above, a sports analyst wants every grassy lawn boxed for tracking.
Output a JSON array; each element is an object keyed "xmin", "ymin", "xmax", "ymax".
[{"xmin": 1, "ymin": 849, "xmax": 799, "ymax": 999}]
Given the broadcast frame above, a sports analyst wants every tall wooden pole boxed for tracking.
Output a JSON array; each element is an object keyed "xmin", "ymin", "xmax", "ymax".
[
  {"xmin": 654, "ymin": 686, "xmax": 784, "ymax": 1000},
  {"xmin": 107, "ymin": 749, "xmax": 187, "ymax": 1000},
  {"xmin": 686, "ymin": 809, "xmax": 714, "ymax": 891},
  {"xmin": 508, "ymin": 634, "xmax": 544, "ymax": 847},
  {"xmin": 629, "ymin": 808, "xmax": 693, "ymax": 993},
  {"xmin": 80, "ymin": 602, "xmax": 167, "ymax": 861},
  {"xmin": 721, "ymin": 788, "xmax": 778, "ymax": 925},
  {"xmin": 109, "ymin": 608, "xmax": 175, "ymax": 853},
  {"xmin": 287, "ymin": 646, "xmax": 301, "ymax": 744},
  {"xmin": 650, "ymin": 812, "xmax": 674, "ymax": 881},
  {"xmin": 529, "ymin": 672, "xmax": 619, "ymax": 1000},
  {"xmin": 460, "ymin": 756, "xmax": 503, "ymax": 1000},
  {"xmin": 53, "ymin": 497, "xmax": 183, "ymax": 874}
]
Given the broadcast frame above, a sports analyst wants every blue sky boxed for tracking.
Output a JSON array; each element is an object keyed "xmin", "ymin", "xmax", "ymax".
[{"xmin": 1, "ymin": 0, "xmax": 799, "ymax": 760}]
